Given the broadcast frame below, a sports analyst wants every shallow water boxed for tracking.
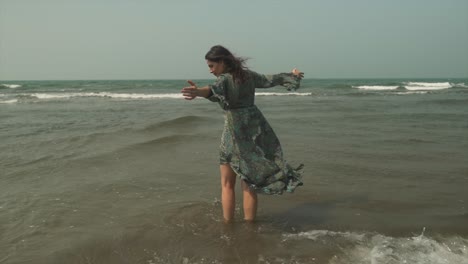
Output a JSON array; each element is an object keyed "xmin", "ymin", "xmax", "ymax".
[{"xmin": 1, "ymin": 79, "xmax": 467, "ymax": 263}]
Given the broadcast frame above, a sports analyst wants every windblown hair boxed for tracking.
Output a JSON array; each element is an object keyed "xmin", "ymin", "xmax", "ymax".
[{"xmin": 205, "ymin": 45, "xmax": 249, "ymax": 84}]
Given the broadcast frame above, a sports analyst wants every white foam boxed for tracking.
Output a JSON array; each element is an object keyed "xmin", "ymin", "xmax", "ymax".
[
  {"xmin": 354, "ymin": 85, "xmax": 399, "ymax": 90},
  {"xmin": 16, "ymin": 92, "xmax": 311, "ymax": 101},
  {"xmin": 0, "ymin": 99, "xmax": 18, "ymax": 104},
  {"xmin": 453, "ymin": 82, "xmax": 468, "ymax": 88},
  {"xmin": 283, "ymin": 230, "xmax": 367, "ymax": 243},
  {"xmin": 255, "ymin": 92, "xmax": 312, "ymax": 96},
  {"xmin": 96, "ymin": 92, "xmax": 181, "ymax": 99},
  {"xmin": 0, "ymin": 84, "xmax": 21, "ymax": 89},
  {"xmin": 395, "ymin": 91, "xmax": 429, "ymax": 95},
  {"xmin": 283, "ymin": 230, "xmax": 468, "ymax": 264},
  {"xmin": 30, "ymin": 92, "xmax": 311, "ymax": 100},
  {"xmin": 28, "ymin": 92, "xmax": 183, "ymax": 100},
  {"xmin": 31, "ymin": 93, "xmax": 74, "ymax": 99},
  {"xmin": 404, "ymin": 82, "xmax": 452, "ymax": 90}
]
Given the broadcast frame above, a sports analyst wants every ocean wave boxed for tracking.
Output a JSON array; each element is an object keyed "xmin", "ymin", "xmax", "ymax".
[
  {"xmin": 138, "ymin": 134, "xmax": 196, "ymax": 145},
  {"xmin": 326, "ymin": 84, "xmax": 354, "ymax": 89},
  {"xmin": 453, "ymin": 82, "xmax": 467, "ymax": 88},
  {"xmin": 431, "ymin": 98, "xmax": 468, "ymax": 105},
  {"xmin": 354, "ymin": 85, "xmax": 400, "ymax": 90},
  {"xmin": 404, "ymin": 82, "xmax": 452, "ymax": 90},
  {"xmin": 352, "ymin": 82, "xmax": 457, "ymax": 92},
  {"xmin": 283, "ymin": 229, "xmax": 468, "ymax": 264},
  {"xmin": 0, "ymin": 99, "xmax": 18, "ymax": 104},
  {"xmin": 395, "ymin": 91, "xmax": 429, "ymax": 95},
  {"xmin": 143, "ymin": 116, "xmax": 214, "ymax": 133},
  {"xmin": 27, "ymin": 92, "xmax": 182, "ymax": 100},
  {"xmin": 0, "ymin": 84, "xmax": 22, "ymax": 89},
  {"xmin": 255, "ymin": 92, "xmax": 312, "ymax": 96},
  {"xmin": 5, "ymin": 92, "xmax": 311, "ymax": 102}
]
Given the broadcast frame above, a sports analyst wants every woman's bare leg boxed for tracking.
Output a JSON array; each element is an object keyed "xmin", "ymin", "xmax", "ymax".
[
  {"xmin": 241, "ymin": 181, "xmax": 258, "ymax": 222},
  {"xmin": 220, "ymin": 164, "xmax": 237, "ymax": 223}
]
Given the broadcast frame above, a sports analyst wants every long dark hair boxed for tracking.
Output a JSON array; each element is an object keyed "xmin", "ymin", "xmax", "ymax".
[{"xmin": 205, "ymin": 45, "xmax": 249, "ymax": 84}]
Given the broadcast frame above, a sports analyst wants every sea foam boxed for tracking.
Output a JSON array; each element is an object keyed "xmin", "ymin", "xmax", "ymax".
[
  {"xmin": 0, "ymin": 99, "xmax": 18, "ymax": 104},
  {"xmin": 354, "ymin": 85, "xmax": 400, "ymax": 90},
  {"xmin": 11, "ymin": 92, "xmax": 311, "ymax": 101},
  {"xmin": 404, "ymin": 82, "xmax": 452, "ymax": 90},
  {"xmin": 354, "ymin": 82, "xmax": 454, "ymax": 91},
  {"xmin": 283, "ymin": 229, "xmax": 468, "ymax": 264},
  {"xmin": 255, "ymin": 92, "xmax": 312, "ymax": 96},
  {"xmin": 28, "ymin": 92, "xmax": 182, "ymax": 100},
  {"xmin": 0, "ymin": 84, "xmax": 21, "ymax": 89}
]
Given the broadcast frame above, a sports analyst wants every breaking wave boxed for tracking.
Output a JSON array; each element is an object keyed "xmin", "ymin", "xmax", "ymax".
[
  {"xmin": 0, "ymin": 84, "xmax": 22, "ymax": 89},
  {"xmin": 404, "ymin": 82, "xmax": 453, "ymax": 91},
  {"xmin": 353, "ymin": 82, "xmax": 464, "ymax": 91},
  {"xmin": 283, "ymin": 229, "xmax": 468, "ymax": 264}
]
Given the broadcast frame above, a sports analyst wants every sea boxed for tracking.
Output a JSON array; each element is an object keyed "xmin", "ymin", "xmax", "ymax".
[{"xmin": 1, "ymin": 78, "xmax": 467, "ymax": 264}]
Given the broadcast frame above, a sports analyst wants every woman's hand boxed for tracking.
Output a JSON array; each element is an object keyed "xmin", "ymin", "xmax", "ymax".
[
  {"xmin": 181, "ymin": 80, "xmax": 198, "ymax": 100},
  {"xmin": 292, "ymin": 68, "xmax": 304, "ymax": 79}
]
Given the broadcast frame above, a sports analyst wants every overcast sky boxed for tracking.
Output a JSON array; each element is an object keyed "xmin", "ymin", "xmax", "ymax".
[{"xmin": 1, "ymin": 0, "xmax": 467, "ymax": 80}]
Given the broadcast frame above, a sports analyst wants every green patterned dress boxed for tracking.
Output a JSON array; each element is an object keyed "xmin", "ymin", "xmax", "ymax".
[{"xmin": 207, "ymin": 70, "xmax": 304, "ymax": 195}]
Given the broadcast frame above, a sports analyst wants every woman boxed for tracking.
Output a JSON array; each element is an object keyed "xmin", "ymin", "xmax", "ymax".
[{"xmin": 181, "ymin": 45, "xmax": 304, "ymax": 222}]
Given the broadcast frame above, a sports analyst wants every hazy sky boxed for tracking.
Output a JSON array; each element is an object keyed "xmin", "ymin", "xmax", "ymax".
[{"xmin": 1, "ymin": 0, "xmax": 467, "ymax": 80}]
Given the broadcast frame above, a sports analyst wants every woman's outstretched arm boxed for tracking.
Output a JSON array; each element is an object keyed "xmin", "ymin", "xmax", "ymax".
[{"xmin": 254, "ymin": 68, "xmax": 304, "ymax": 91}]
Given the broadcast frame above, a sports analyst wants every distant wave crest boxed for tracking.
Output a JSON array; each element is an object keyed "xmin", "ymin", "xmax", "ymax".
[
  {"xmin": 4, "ymin": 92, "xmax": 183, "ymax": 101},
  {"xmin": 0, "ymin": 99, "xmax": 18, "ymax": 104},
  {"xmin": 0, "ymin": 84, "xmax": 22, "ymax": 89},
  {"xmin": 0, "ymin": 91, "xmax": 313, "ymax": 104},
  {"xmin": 29, "ymin": 92, "xmax": 182, "ymax": 100},
  {"xmin": 255, "ymin": 92, "xmax": 312, "ymax": 96},
  {"xmin": 354, "ymin": 85, "xmax": 400, "ymax": 90},
  {"xmin": 404, "ymin": 82, "xmax": 452, "ymax": 90},
  {"xmin": 354, "ymin": 82, "xmax": 460, "ymax": 91},
  {"xmin": 452, "ymin": 82, "xmax": 467, "ymax": 88}
]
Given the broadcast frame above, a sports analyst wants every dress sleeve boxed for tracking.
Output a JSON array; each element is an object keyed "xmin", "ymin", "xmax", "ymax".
[
  {"xmin": 251, "ymin": 71, "xmax": 302, "ymax": 91},
  {"xmin": 206, "ymin": 74, "xmax": 235, "ymax": 109}
]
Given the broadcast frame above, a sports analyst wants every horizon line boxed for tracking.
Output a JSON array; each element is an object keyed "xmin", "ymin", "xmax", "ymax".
[{"xmin": 1, "ymin": 76, "xmax": 467, "ymax": 82}]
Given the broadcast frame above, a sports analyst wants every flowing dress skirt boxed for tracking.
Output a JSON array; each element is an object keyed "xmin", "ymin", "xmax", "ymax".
[{"xmin": 219, "ymin": 106, "xmax": 303, "ymax": 194}]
